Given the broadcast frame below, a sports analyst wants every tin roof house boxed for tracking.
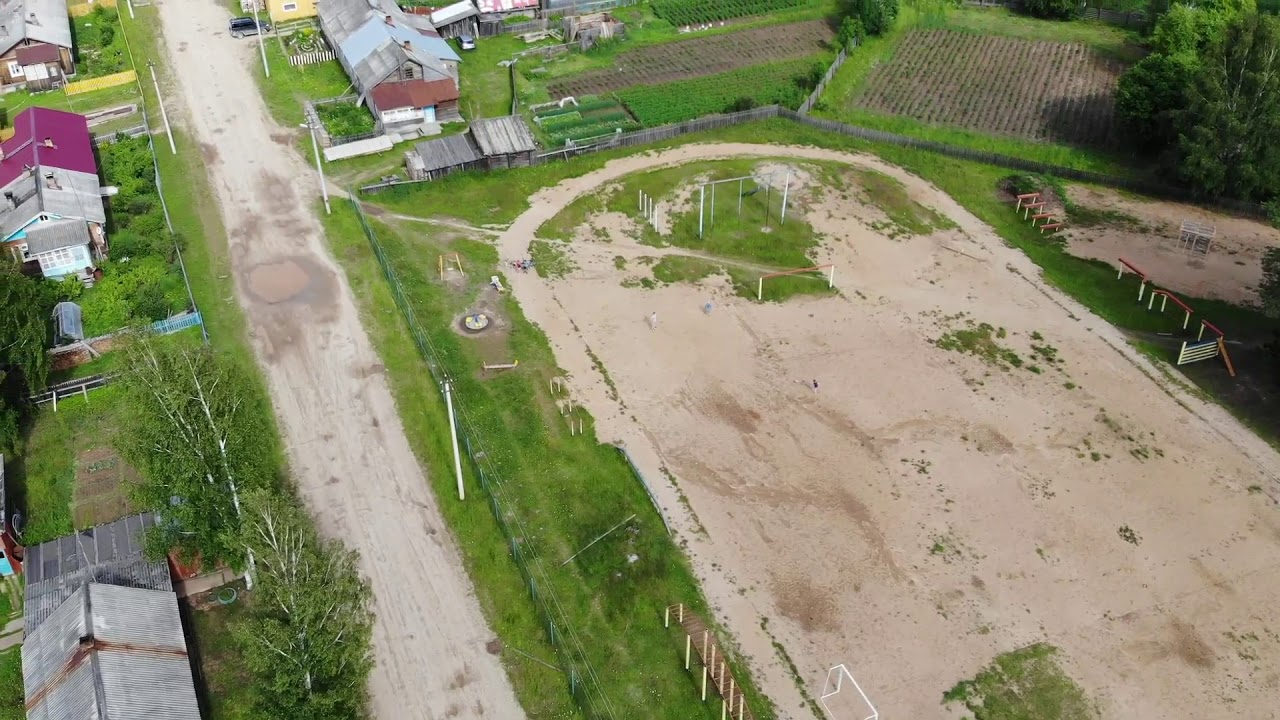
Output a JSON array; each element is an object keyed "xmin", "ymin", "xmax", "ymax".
[
  {"xmin": 0, "ymin": 0, "xmax": 76, "ymax": 91},
  {"xmin": 22, "ymin": 513, "xmax": 201, "ymax": 720},
  {"xmin": 0, "ymin": 108, "xmax": 109, "ymax": 280},
  {"xmin": 319, "ymin": 0, "xmax": 464, "ymax": 133}
]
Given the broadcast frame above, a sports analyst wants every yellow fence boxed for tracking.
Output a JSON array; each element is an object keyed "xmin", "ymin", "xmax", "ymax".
[
  {"xmin": 64, "ymin": 70, "xmax": 137, "ymax": 96},
  {"xmin": 0, "ymin": 128, "xmax": 13, "ymax": 142},
  {"xmin": 68, "ymin": 0, "xmax": 119, "ymax": 17}
]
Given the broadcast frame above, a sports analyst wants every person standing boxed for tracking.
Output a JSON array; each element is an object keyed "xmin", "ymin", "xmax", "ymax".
[{"xmin": 649, "ymin": 312, "xmax": 658, "ymax": 331}]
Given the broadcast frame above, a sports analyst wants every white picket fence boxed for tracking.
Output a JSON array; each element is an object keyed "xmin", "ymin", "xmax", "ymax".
[{"xmin": 289, "ymin": 49, "xmax": 336, "ymax": 67}]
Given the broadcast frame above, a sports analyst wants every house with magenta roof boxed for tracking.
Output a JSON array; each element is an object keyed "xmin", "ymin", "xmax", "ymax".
[{"xmin": 0, "ymin": 107, "xmax": 108, "ymax": 279}]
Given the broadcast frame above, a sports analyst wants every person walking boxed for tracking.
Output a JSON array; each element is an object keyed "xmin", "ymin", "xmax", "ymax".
[
  {"xmin": 649, "ymin": 312, "xmax": 658, "ymax": 331},
  {"xmin": 811, "ymin": 379, "xmax": 819, "ymax": 393}
]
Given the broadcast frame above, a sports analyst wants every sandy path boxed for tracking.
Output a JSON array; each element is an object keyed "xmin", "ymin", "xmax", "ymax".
[
  {"xmin": 154, "ymin": 2, "xmax": 523, "ymax": 717},
  {"xmin": 493, "ymin": 143, "xmax": 1280, "ymax": 718}
]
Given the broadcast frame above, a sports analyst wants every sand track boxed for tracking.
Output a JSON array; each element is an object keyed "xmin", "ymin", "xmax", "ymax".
[{"xmin": 495, "ymin": 143, "xmax": 1280, "ymax": 718}]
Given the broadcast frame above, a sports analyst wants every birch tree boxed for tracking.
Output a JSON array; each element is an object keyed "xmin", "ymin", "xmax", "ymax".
[
  {"xmin": 116, "ymin": 338, "xmax": 275, "ymax": 564},
  {"xmin": 235, "ymin": 491, "xmax": 373, "ymax": 720},
  {"xmin": 0, "ymin": 264, "xmax": 50, "ymax": 455}
]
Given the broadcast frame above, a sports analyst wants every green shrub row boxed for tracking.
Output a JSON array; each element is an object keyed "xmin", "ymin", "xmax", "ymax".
[
  {"xmin": 650, "ymin": 0, "xmax": 811, "ymax": 25},
  {"xmin": 547, "ymin": 119, "xmax": 641, "ymax": 145},
  {"xmin": 543, "ymin": 111, "xmax": 631, "ymax": 134}
]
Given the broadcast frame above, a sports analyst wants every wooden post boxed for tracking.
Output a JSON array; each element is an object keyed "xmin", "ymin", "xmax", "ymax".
[
  {"xmin": 1138, "ymin": 280, "xmax": 1146, "ymax": 303},
  {"xmin": 685, "ymin": 633, "xmax": 691, "ymax": 669},
  {"xmin": 1198, "ymin": 322, "xmax": 1206, "ymax": 341},
  {"xmin": 1147, "ymin": 292, "xmax": 1156, "ymax": 310},
  {"xmin": 665, "ymin": 606, "xmax": 670, "ymax": 628},
  {"xmin": 1161, "ymin": 294, "xmax": 1168, "ymax": 312},
  {"xmin": 678, "ymin": 604, "xmax": 684, "ymax": 623},
  {"xmin": 701, "ymin": 664, "xmax": 708, "ymax": 701},
  {"xmin": 1183, "ymin": 310, "xmax": 1191, "ymax": 330}
]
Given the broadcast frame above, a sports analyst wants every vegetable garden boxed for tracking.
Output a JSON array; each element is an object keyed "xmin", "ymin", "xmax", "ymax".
[
  {"xmin": 650, "ymin": 0, "xmax": 818, "ymax": 26},
  {"xmin": 545, "ymin": 20, "xmax": 833, "ymax": 98},
  {"xmin": 618, "ymin": 58, "xmax": 826, "ymax": 126},
  {"xmin": 533, "ymin": 97, "xmax": 639, "ymax": 146},
  {"xmin": 854, "ymin": 30, "xmax": 1125, "ymax": 147}
]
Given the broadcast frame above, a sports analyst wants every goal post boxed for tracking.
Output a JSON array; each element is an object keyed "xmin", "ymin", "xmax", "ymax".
[
  {"xmin": 820, "ymin": 664, "xmax": 878, "ymax": 720},
  {"xmin": 757, "ymin": 264, "xmax": 835, "ymax": 301}
]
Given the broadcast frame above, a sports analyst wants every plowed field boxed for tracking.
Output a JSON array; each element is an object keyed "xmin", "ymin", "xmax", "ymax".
[
  {"xmin": 855, "ymin": 29, "xmax": 1124, "ymax": 146},
  {"xmin": 547, "ymin": 20, "xmax": 834, "ymax": 98}
]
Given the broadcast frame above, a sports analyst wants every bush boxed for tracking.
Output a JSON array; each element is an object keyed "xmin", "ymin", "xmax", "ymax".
[
  {"xmin": 850, "ymin": 0, "xmax": 899, "ymax": 35},
  {"xmin": 315, "ymin": 102, "xmax": 376, "ymax": 139},
  {"xmin": 1021, "ymin": 0, "xmax": 1081, "ymax": 20},
  {"xmin": 838, "ymin": 16, "xmax": 867, "ymax": 47}
]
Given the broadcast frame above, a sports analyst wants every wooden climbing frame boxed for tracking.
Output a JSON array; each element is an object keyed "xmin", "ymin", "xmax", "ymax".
[{"xmin": 665, "ymin": 604, "xmax": 754, "ymax": 720}]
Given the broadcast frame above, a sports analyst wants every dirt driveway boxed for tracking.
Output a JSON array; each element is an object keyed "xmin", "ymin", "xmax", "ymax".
[{"xmin": 153, "ymin": 1, "xmax": 522, "ymax": 717}]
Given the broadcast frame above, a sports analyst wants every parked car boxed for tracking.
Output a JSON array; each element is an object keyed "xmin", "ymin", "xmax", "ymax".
[
  {"xmin": 458, "ymin": 34, "xmax": 476, "ymax": 51},
  {"xmin": 229, "ymin": 16, "xmax": 271, "ymax": 38}
]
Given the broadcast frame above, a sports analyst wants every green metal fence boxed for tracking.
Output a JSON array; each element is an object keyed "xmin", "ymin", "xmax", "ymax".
[{"xmin": 349, "ymin": 197, "xmax": 618, "ymax": 720}]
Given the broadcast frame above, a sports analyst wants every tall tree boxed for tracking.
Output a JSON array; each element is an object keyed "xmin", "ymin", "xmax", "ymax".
[
  {"xmin": 1260, "ymin": 247, "xmax": 1280, "ymax": 317},
  {"xmin": 0, "ymin": 263, "xmax": 50, "ymax": 455},
  {"xmin": 1177, "ymin": 13, "xmax": 1280, "ymax": 200},
  {"xmin": 235, "ymin": 491, "xmax": 373, "ymax": 720},
  {"xmin": 115, "ymin": 338, "xmax": 275, "ymax": 564}
]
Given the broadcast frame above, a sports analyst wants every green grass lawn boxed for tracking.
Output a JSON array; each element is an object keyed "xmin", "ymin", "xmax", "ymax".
[
  {"xmin": 253, "ymin": 40, "xmax": 352, "ymax": 127},
  {"xmin": 1, "ymin": 82, "xmax": 140, "ymax": 122},
  {"xmin": 0, "ymin": 649, "xmax": 22, "ymax": 720},
  {"xmin": 12, "ymin": 387, "xmax": 126, "ymax": 546},
  {"xmin": 460, "ymin": 35, "xmax": 524, "ymax": 118},
  {"xmin": 325, "ymin": 203, "xmax": 776, "ymax": 719},
  {"xmin": 186, "ymin": 585, "xmax": 255, "ymax": 720},
  {"xmin": 72, "ymin": 6, "xmax": 133, "ymax": 78}
]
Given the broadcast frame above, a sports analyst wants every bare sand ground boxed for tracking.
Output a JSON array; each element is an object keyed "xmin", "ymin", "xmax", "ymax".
[
  {"xmin": 1061, "ymin": 185, "xmax": 1280, "ymax": 306},
  {"xmin": 155, "ymin": 1, "xmax": 523, "ymax": 717},
  {"xmin": 496, "ymin": 143, "xmax": 1280, "ymax": 719}
]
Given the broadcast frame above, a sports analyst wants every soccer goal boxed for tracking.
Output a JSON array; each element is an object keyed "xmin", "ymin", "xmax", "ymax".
[
  {"xmin": 820, "ymin": 664, "xmax": 878, "ymax": 720},
  {"xmin": 757, "ymin": 264, "xmax": 835, "ymax": 300}
]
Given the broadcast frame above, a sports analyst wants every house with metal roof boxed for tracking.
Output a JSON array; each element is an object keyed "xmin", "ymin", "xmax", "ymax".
[
  {"xmin": 21, "ymin": 513, "xmax": 200, "ymax": 719},
  {"xmin": 318, "ymin": 0, "xmax": 464, "ymax": 132},
  {"xmin": 0, "ymin": 107, "xmax": 109, "ymax": 280},
  {"xmin": 0, "ymin": 0, "xmax": 75, "ymax": 90},
  {"xmin": 23, "ymin": 582, "xmax": 201, "ymax": 720}
]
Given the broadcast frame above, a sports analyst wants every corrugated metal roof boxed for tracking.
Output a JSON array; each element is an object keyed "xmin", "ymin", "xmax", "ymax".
[
  {"xmin": 23, "ymin": 583, "xmax": 201, "ymax": 720},
  {"xmin": 471, "ymin": 116, "xmax": 537, "ymax": 156},
  {"xmin": 319, "ymin": 0, "xmax": 459, "ymax": 101},
  {"xmin": 24, "ymin": 513, "xmax": 172, "ymax": 637},
  {"xmin": 24, "ymin": 218, "xmax": 91, "ymax": 255},
  {"xmin": 0, "ymin": 0, "xmax": 74, "ymax": 57},
  {"xmin": 431, "ymin": 1, "xmax": 479, "ymax": 27},
  {"xmin": 38, "ymin": 168, "xmax": 107, "ymax": 226}
]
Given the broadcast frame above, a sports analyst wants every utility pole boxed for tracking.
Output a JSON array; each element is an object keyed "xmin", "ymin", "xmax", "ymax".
[
  {"xmin": 304, "ymin": 118, "xmax": 330, "ymax": 214},
  {"xmin": 149, "ymin": 61, "xmax": 176, "ymax": 154},
  {"xmin": 254, "ymin": 1, "xmax": 270, "ymax": 78}
]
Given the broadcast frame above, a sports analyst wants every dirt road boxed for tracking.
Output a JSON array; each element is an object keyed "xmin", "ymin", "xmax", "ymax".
[{"xmin": 153, "ymin": 1, "xmax": 523, "ymax": 717}]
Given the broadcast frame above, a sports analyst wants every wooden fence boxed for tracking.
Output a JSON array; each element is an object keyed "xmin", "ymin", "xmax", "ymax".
[
  {"xmin": 64, "ymin": 70, "xmax": 137, "ymax": 96},
  {"xmin": 799, "ymin": 44, "xmax": 851, "ymax": 115},
  {"xmin": 357, "ymin": 105, "xmax": 1269, "ymax": 220},
  {"xmin": 289, "ymin": 49, "xmax": 336, "ymax": 67},
  {"xmin": 68, "ymin": 0, "xmax": 118, "ymax": 17}
]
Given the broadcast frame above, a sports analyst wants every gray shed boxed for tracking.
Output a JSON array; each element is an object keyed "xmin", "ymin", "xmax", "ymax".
[
  {"xmin": 23, "ymin": 583, "xmax": 201, "ymax": 720},
  {"xmin": 406, "ymin": 132, "xmax": 483, "ymax": 181},
  {"xmin": 24, "ymin": 512, "xmax": 171, "ymax": 636},
  {"xmin": 471, "ymin": 116, "xmax": 538, "ymax": 169}
]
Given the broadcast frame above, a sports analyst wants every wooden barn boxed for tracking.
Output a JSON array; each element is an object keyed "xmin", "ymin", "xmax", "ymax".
[
  {"xmin": 405, "ymin": 116, "xmax": 538, "ymax": 180},
  {"xmin": 470, "ymin": 116, "xmax": 538, "ymax": 170},
  {"xmin": 406, "ymin": 133, "xmax": 484, "ymax": 181}
]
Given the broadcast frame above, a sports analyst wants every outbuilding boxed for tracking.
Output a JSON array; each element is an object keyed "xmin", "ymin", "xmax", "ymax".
[{"xmin": 470, "ymin": 116, "xmax": 537, "ymax": 170}]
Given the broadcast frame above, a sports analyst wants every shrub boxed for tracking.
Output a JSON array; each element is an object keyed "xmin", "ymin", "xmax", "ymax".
[
  {"xmin": 850, "ymin": 0, "xmax": 899, "ymax": 35},
  {"xmin": 838, "ymin": 16, "xmax": 867, "ymax": 47},
  {"xmin": 315, "ymin": 102, "xmax": 376, "ymax": 139},
  {"xmin": 1021, "ymin": 0, "xmax": 1082, "ymax": 19}
]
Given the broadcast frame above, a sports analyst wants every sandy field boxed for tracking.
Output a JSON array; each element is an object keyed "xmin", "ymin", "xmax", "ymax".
[
  {"xmin": 155, "ymin": 1, "xmax": 523, "ymax": 717},
  {"xmin": 1061, "ymin": 185, "xmax": 1280, "ymax": 306},
  {"xmin": 496, "ymin": 144, "xmax": 1280, "ymax": 719}
]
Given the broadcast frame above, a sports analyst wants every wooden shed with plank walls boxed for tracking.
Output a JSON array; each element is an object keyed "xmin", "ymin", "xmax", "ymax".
[
  {"xmin": 406, "ymin": 132, "xmax": 483, "ymax": 181},
  {"xmin": 470, "ymin": 116, "xmax": 537, "ymax": 170}
]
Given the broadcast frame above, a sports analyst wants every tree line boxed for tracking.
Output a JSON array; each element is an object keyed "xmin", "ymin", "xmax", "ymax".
[{"xmin": 116, "ymin": 337, "xmax": 374, "ymax": 720}]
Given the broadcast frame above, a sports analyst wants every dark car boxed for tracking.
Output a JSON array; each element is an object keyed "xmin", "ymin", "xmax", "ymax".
[
  {"xmin": 458, "ymin": 34, "xmax": 476, "ymax": 51},
  {"xmin": 229, "ymin": 16, "xmax": 271, "ymax": 38}
]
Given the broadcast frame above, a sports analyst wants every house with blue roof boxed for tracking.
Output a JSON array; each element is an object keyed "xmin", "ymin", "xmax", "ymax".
[{"xmin": 318, "ymin": 0, "xmax": 464, "ymax": 131}]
